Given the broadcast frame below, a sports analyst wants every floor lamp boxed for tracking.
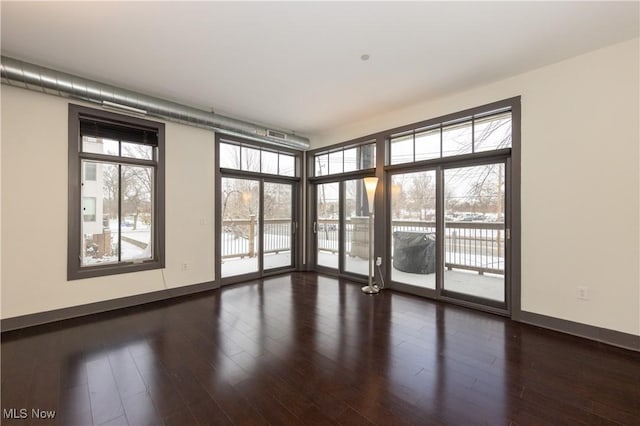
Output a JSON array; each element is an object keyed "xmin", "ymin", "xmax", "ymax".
[{"xmin": 361, "ymin": 177, "xmax": 379, "ymax": 294}]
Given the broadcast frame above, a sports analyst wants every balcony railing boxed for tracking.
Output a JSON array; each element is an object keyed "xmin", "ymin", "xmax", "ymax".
[
  {"xmin": 222, "ymin": 217, "xmax": 505, "ymax": 276},
  {"xmin": 222, "ymin": 217, "xmax": 291, "ymax": 259},
  {"xmin": 317, "ymin": 218, "xmax": 504, "ymax": 275}
]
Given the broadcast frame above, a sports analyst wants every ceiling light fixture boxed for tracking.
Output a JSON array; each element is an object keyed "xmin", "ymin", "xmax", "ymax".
[{"xmin": 360, "ymin": 54, "xmax": 370, "ymax": 61}]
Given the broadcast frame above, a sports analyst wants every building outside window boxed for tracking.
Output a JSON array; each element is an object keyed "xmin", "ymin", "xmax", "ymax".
[{"xmin": 84, "ymin": 162, "xmax": 97, "ymax": 181}]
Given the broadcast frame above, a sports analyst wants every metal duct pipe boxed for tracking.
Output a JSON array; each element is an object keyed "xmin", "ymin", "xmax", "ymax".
[{"xmin": 0, "ymin": 56, "xmax": 310, "ymax": 150}]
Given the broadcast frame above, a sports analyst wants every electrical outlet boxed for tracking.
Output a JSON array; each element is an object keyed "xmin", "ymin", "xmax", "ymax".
[
  {"xmin": 181, "ymin": 262, "xmax": 190, "ymax": 271},
  {"xmin": 577, "ymin": 286, "xmax": 588, "ymax": 301},
  {"xmin": 375, "ymin": 257, "xmax": 382, "ymax": 266}
]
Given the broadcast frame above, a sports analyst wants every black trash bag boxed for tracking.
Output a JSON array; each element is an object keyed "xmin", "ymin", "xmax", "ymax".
[{"xmin": 393, "ymin": 231, "xmax": 436, "ymax": 274}]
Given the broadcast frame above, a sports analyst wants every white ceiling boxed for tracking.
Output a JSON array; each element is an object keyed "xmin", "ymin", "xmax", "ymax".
[{"xmin": 1, "ymin": 2, "xmax": 638, "ymax": 137}]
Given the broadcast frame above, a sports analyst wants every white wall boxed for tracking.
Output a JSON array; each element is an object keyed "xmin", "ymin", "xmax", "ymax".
[
  {"xmin": 1, "ymin": 86, "xmax": 216, "ymax": 319},
  {"xmin": 311, "ymin": 38, "xmax": 640, "ymax": 336}
]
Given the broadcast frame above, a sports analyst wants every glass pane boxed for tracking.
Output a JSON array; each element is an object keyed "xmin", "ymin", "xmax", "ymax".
[
  {"xmin": 315, "ymin": 153, "xmax": 328, "ymax": 176},
  {"xmin": 316, "ymin": 182, "xmax": 339, "ymax": 269},
  {"xmin": 264, "ymin": 183, "xmax": 292, "ymax": 270},
  {"xmin": 81, "ymin": 161, "xmax": 119, "ymax": 266},
  {"xmin": 82, "ymin": 137, "xmax": 119, "ymax": 156},
  {"xmin": 343, "ymin": 148, "xmax": 357, "ymax": 173},
  {"xmin": 261, "ymin": 150, "xmax": 278, "ymax": 174},
  {"xmin": 329, "ymin": 150, "xmax": 343, "ymax": 174},
  {"xmin": 444, "ymin": 164, "xmax": 505, "ymax": 302},
  {"xmin": 279, "ymin": 153, "xmax": 295, "ymax": 177},
  {"xmin": 442, "ymin": 120, "xmax": 472, "ymax": 157},
  {"xmin": 474, "ymin": 113, "xmax": 512, "ymax": 152},
  {"xmin": 83, "ymin": 197, "xmax": 97, "ymax": 222},
  {"xmin": 415, "ymin": 128, "xmax": 440, "ymax": 161},
  {"xmin": 390, "ymin": 134, "xmax": 413, "ymax": 165},
  {"xmin": 390, "ymin": 170, "xmax": 437, "ymax": 289},
  {"xmin": 121, "ymin": 165, "xmax": 154, "ymax": 262},
  {"xmin": 221, "ymin": 177, "xmax": 260, "ymax": 277},
  {"xmin": 241, "ymin": 146, "xmax": 261, "ymax": 172},
  {"xmin": 360, "ymin": 143, "xmax": 376, "ymax": 169},
  {"xmin": 220, "ymin": 143, "xmax": 241, "ymax": 169},
  {"xmin": 84, "ymin": 162, "xmax": 97, "ymax": 181},
  {"xmin": 121, "ymin": 142, "xmax": 153, "ymax": 160},
  {"xmin": 344, "ymin": 179, "xmax": 373, "ymax": 276}
]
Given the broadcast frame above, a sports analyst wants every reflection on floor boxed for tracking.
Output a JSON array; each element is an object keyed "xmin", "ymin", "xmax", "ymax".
[{"xmin": 4, "ymin": 273, "xmax": 636, "ymax": 425}]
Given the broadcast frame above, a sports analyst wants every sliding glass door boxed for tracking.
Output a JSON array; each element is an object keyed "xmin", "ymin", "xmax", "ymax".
[
  {"xmin": 443, "ymin": 163, "xmax": 506, "ymax": 303},
  {"xmin": 316, "ymin": 182, "xmax": 340, "ymax": 269},
  {"xmin": 220, "ymin": 177, "xmax": 296, "ymax": 280},
  {"xmin": 388, "ymin": 160, "xmax": 508, "ymax": 309},
  {"xmin": 343, "ymin": 178, "xmax": 372, "ymax": 276},
  {"xmin": 263, "ymin": 182, "xmax": 293, "ymax": 271},
  {"xmin": 217, "ymin": 135, "xmax": 300, "ymax": 283},
  {"xmin": 313, "ymin": 178, "xmax": 376, "ymax": 278},
  {"xmin": 221, "ymin": 177, "xmax": 260, "ymax": 278},
  {"xmin": 390, "ymin": 170, "xmax": 437, "ymax": 290}
]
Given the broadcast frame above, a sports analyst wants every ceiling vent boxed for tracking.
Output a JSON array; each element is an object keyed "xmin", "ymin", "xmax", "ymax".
[{"xmin": 267, "ymin": 129, "xmax": 287, "ymax": 140}]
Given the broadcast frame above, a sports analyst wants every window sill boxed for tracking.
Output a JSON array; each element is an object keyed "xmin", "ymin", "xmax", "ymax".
[{"xmin": 68, "ymin": 259, "xmax": 164, "ymax": 281}]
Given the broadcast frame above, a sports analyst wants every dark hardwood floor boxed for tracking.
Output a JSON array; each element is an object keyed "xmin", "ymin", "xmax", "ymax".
[{"xmin": 2, "ymin": 272, "xmax": 639, "ymax": 425}]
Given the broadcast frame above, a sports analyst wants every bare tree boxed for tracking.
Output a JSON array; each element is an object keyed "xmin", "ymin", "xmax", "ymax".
[
  {"xmin": 444, "ymin": 115, "xmax": 509, "ymax": 219},
  {"xmin": 407, "ymin": 172, "xmax": 435, "ymax": 220},
  {"xmin": 100, "ymin": 144, "xmax": 154, "ymax": 230}
]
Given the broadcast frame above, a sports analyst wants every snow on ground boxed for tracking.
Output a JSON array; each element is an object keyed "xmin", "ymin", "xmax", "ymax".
[{"xmin": 222, "ymin": 252, "xmax": 292, "ymax": 277}]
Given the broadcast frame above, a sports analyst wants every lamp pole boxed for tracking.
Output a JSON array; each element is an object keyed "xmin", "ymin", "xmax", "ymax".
[{"xmin": 361, "ymin": 177, "xmax": 379, "ymax": 294}]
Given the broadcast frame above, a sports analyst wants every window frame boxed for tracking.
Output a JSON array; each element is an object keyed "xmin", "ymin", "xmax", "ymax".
[
  {"xmin": 306, "ymin": 96, "xmax": 521, "ymax": 318},
  {"xmin": 388, "ymin": 108, "xmax": 512, "ymax": 166},
  {"xmin": 310, "ymin": 140, "xmax": 376, "ymax": 178},
  {"xmin": 218, "ymin": 137, "xmax": 300, "ymax": 178},
  {"xmin": 68, "ymin": 104, "xmax": 165, "ymax": 280},
  {"xmin": 215, "ymin": 133, "xmax": 303, "ymax": 286}
]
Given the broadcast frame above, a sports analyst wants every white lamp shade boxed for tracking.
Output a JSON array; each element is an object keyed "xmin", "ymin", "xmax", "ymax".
[{"xmin": 363, "ymin": 177, "xmax": 379, "ymax": 212}]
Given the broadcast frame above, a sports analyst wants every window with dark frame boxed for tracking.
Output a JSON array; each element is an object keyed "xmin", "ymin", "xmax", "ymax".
[
  {"xmin": 389, "ymin": 110, "xmax": 512, "ymax": 165},
  {"xmin": 219, "ymin": 140, "xmax": 297, "ymax": 177},
  {"xmin": 216, "ymin": 134, "xmax": 302, "ymax": 281},
  {"xmin": 68, "ymin": 104, "xmax": 165, "ymax": 280},
  {"xmin": 306, "ymin": 97, "xmax": 519, "ymax": 314},
  {"xmin": 313, "ymin": 141, "xmax": 376, "ymax": 177}
]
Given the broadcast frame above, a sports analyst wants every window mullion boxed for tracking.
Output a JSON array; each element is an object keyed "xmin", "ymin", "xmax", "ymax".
[
  {"xmin": 80, "ymin": 152, "xmax": 155, "ymax": 167},
  {"xmin": 472, "ymin": 117, "xmax": 476, "ymax": 153},
  {"xmin": 412, "ymin": 131, "xmax": 416, "ymax": 162},
  {"xmin": 118, "ymin": 163, "xmax": 122, "ymax": 263}
]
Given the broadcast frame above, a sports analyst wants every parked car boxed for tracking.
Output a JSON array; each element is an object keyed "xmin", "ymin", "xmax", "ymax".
[{"xmin": 462, "ymin": 213, "xmax": 485, "ymax": 221}]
